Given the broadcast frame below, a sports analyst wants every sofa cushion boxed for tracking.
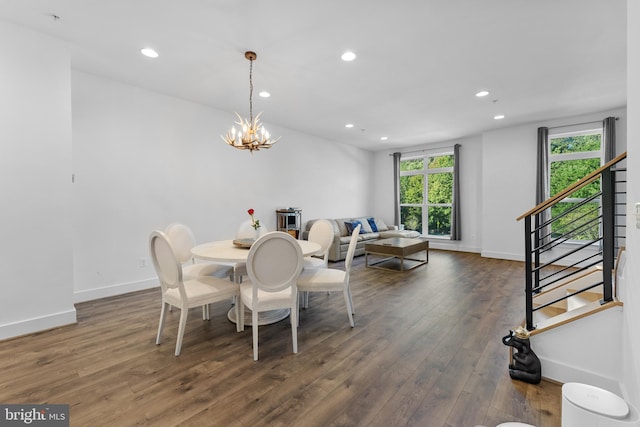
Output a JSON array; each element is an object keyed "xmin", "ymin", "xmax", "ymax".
[
  {"xmin": 378, "ymin": 229, "xmax": 420, "ymax": 239},
  {"xmin": 356, "ymin": 217, "xmax": 373, "ymax": 233},
  {"xmin": 361, "ymin": 232, "xmax": 380, "ymax": 241},
  {"xmin": 339, "ymin": 235, "xmax": 353, "ymax": 245},
  {"xmin": 367, "ymin": 217, "xmax": 378, "ymax": 232},
  {"xmin": 336, "ymin": 218, "xmax": 350, "ymax": 236}
]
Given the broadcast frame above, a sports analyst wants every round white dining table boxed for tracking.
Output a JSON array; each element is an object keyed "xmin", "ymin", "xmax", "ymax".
[{"xmin": 191, "ymin": 238, "xmax": 321, "ymax": 325}]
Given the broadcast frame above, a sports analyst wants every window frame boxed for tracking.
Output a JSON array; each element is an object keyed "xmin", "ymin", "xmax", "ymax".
[
  {"xmin": 547, "ymin": 127, "xmax": 604, "ymax": 242},
  {"xmin": 399, "ymin": 150, "xmax": 454, "ymax": 238}
]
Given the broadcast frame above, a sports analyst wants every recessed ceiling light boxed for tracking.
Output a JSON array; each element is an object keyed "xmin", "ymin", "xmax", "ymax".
[
  {"xmin": 341, "ymin": 51, "xmax": 356, "ymax": 61},
  {"xmin": 259, "ymin": 91, "xmax": 270, "ymax": 98},
  {"xmin": 380, "ymin": 136, "xmax": 388, "ymax": 141},
  {"xmin": 494, "ymin": 114, "xmax": 505, "ymax": 120},
  {"xmin": 345, "ymin": 123, "xmax": 354, "ymax": 128},
  {"xmin": 476, "ymin": 90, "xmax": 489, "ymax": 97},
  {"xmin": 140, "ymin": 48, "xmax": 159, "ymax": 58}
]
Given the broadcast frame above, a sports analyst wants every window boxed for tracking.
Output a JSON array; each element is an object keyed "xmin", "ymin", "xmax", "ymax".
[
  {"xmin": 548, "ymin": 129, "xmax": 603, "ymax": 241},
  {"xmin": 399, "ymin": 152, "xmax": 454, "ymax": 237}
]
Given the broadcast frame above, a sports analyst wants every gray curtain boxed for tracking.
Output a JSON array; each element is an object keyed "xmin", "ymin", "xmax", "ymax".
[
  {"xmin": 393, "ymin": 152, "xmax": 401, "ymax": 226},
  {"xmin": 603, "ymin": 116, "xmax": 616, "ymax": 161},
  {"xmin": 450, "ymin": 144, "xmax": 461, "ymax": 240},
  {"xmin": 536, "ymin": 127, "xmax": 550, "ymax": 204},
  {"xmin": 536, "ymin": 127, "xmax": 551, "ymax": 244}
]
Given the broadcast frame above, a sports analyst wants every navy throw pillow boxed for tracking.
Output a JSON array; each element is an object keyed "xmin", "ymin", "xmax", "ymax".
[
  {"xmin": 367, "ymin": 217, "xmax": 379, "ymax": 232},
  {"xmin": 352, "ymin": 220, "xmax": 364, "ymax": 234},
  {"xmin": 345, "ymin": 221, "xmax": 355, "ymax": 234}
]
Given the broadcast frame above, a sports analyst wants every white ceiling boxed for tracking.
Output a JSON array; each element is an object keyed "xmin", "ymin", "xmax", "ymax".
[{"xmin": 0, "ymin": 0, "xmax": 627, "ymax": 151}]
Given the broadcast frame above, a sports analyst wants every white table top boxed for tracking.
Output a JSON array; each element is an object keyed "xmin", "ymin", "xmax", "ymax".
[{"xmin": 191, "ymin": 239, "xmax": 321, "ymax": 263}]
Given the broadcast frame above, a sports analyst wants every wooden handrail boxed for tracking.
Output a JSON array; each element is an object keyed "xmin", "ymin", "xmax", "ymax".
[{"xmin": 517, "ymin": 152, "xmax": 627, "ymax": 221}]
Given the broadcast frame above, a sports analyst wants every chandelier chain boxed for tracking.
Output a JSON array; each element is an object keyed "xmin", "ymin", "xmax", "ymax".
[{"xmin": 248, "ymin": 58, "xmax": 253, "ymax": 123}]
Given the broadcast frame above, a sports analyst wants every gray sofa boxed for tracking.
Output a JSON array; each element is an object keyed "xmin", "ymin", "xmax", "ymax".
[{"xmin": 302, "ymin": 216, "xmax": 420, "ymax": 262}]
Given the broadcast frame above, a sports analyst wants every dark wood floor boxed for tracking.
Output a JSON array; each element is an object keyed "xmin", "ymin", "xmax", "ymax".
[{"xmin": 0, "ymin": 250, "xmax": 561, "ymax": 427}]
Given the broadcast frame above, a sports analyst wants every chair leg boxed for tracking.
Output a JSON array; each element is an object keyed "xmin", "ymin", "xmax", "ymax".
[
  {"xmin": 344, "ymin": 291, "xmax": 355, "ymax": 328},
  {"xmin": 291, "ymin": 303, "xmax": 298, "ymax": 354},
  {"xmin": 156, "ymin": 302, "xmax": 168, "ymax": 345},
  {"xmin": 234, "ymin": 298, "xmax": 241, "ymax": 333},
  {"xmin": 252, "ymin": 310, "xmax": 259, "ymax": 361},
  {"xmin": 175, "ymin": 306, "xmax": 189, "ymax": 356},
  {"xmin": 239, "ymin": 300, "xmax": 245, "ymax": 332},
  {"xmin": 347, "ymin": 287, "xmax": 355, "ymax": 314}
]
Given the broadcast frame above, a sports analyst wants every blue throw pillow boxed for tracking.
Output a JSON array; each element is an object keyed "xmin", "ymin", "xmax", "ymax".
[
  {"xmin": 345, "ymin": 221, "xmax": 355, "ymax": 234},
  {"xmin": 352, "ymin": 220, "xmax": 364, "ymax": 234},
  {"xmin": 367, "ymin": 217, "xmax": 378, "ymax": 232},
  {"xmin": 346, "ymin": 220, "xmax": 364, "ymax": 235}
]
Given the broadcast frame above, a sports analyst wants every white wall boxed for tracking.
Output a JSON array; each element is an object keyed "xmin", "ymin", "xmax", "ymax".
[
  {"xmin": 0, "ymin": 21, "xmax": 76, "ymax": 339},
  {"xmin": 372, "ymin": 108, "xmax": 627, "ymax": 260},
  {"xmin": 620, "ymin": 0, "xmax": 640, "ymax": 408},
  {"xmin": 371, "ymin": 135, "xmax": 484, "ymax": 253},
  {"xmin": 71, "ymin": 71, "xmax": 374, "ymax": 301},
  {"xmin": 481, "ymin": 108, "xmax": 627, "ymax": 261}
]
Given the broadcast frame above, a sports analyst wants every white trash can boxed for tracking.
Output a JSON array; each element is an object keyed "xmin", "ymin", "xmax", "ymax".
[{"xmin": 562, "ymin": 383, "xmax": 640, "ymax": 426}]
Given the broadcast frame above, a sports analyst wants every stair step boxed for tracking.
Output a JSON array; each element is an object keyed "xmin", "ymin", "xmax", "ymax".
[
  {"xmin": 534, "ymin": 305, "xmax": 565, "ymax": 324},
  {"xmin": 566, "ymin": 289, "xmax": 602, "ymax": 311},
  {"xmin": 531, "ymin": 299, "xmax": 622, "ymax": 334}
]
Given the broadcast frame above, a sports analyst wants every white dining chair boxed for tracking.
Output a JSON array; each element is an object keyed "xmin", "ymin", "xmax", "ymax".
[
  {"xmin": 301, "ymin": 219, "xmax": 335, "ymax": 307},
  {"xmin": 165, "ymin": 223, "xmax": 234, "ymax": 280},
  {"xmin": 303, "ymin": 219, "xmax": 334, "ymax": 270},
  {"xmin": 239, "ymin": 231, "xmax": 304, "ymax": 361},
  {"xmin": 297, "ymin": 224, "xmax": 360, "ymax": 327},
  {"xmin": 165, "ymin": 222, "xmax": 236, "ymax": 319},
  {"xmin": 150, "ymin": 230, "xmax": 241, "ymax": 356}
]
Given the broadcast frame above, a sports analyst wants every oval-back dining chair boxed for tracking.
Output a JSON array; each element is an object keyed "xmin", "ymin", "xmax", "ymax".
[
  {"xmin": 303, "ymin": 219, "xmax": 334, "ymax": 270},
  {"xmin": 165, "ymin": 222, "xmax": 234, "ymax": 280},
  {"xmin": 297, "ymin": 224, "xmax": 361, "ymax": 327},
  {"xmin": 239, "ymin": 231, "xmax": 304, "ymax": 361},
  {"xmin": 150, "ymin": 230, "xmax": 240, "ymax": 356}
]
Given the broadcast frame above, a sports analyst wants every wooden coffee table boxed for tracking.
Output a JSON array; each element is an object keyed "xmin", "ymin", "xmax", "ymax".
[{"xmin": 365, "ymin": 237, "xmax": 429, "ymax": 272}]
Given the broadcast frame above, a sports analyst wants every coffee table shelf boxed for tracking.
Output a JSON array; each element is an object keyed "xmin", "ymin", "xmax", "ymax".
[{"xmin": 365, "ymin": 237, "xmax": 429, "ymax": 272}]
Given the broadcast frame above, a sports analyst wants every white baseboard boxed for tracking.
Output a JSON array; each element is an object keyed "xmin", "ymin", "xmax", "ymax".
[
  {"xmin": 480, "ymin": 250, "xmax": 524, "ymax": 261},
  {"xmin": 0, "ymin": 308, "xmax": 77, "ymax": 341},
  {"xmin": 74, "ymin": 278, "xmax": 159, "ymax": 303},
  {"xmin": 540, "ymin": 355, "xmax": 623, "ymax": 396},
  {"xmin": 428, "ymin": 241, "xmax": 480, "ymax": 253}
]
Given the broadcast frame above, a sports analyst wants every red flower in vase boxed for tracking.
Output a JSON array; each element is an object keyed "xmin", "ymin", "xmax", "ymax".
[{"xmin": 247, "ymin": 209, "xmax": 261, "ymax": 230}]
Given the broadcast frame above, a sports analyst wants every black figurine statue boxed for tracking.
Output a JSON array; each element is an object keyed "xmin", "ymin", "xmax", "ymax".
[{"xmin": 502, "ymin": 327, "xmax": 542, "ymax": 384}]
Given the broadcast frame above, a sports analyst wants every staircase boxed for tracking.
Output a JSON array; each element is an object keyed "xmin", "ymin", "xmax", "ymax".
[{"xmin": 514, "ymin": 152, "xmax": 627, "ymax": 389}]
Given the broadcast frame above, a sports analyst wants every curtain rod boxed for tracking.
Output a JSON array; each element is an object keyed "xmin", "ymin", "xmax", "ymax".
[
  {"xmin": 388, "ymin": 144, "xmax": 459, "ymax": 157},
  {"xmin": 546, "ymin": 117, "xmax": 618, "ymax": 130}
]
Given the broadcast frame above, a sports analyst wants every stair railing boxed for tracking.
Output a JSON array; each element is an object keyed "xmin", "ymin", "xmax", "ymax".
[{"xmin": 517, "ymin": 152, "xmax": 627, "ymax": 331}]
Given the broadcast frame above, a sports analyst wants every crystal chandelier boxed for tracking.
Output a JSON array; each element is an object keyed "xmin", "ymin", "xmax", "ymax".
[{"xmin": 222, "ymin": 51, "xmax": 280, "ymax": 153}]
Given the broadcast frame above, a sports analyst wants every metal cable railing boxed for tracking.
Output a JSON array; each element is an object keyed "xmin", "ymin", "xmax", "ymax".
[{"xmin": 517, "ymin": 153, "xmax": 627, "ymax": 330}]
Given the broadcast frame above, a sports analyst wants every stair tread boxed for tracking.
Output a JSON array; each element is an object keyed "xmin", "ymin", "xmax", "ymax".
[
  {"xmin": 567, "ymin": 291, "xmax": 602, "ymax": 311},
  {"xmin": 534, "ymin": 305, "xmax": 565, "ymax": 322},
  {"xmin": 531, "ymin": 299, "xmax": 622, "ymax": 334}
]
